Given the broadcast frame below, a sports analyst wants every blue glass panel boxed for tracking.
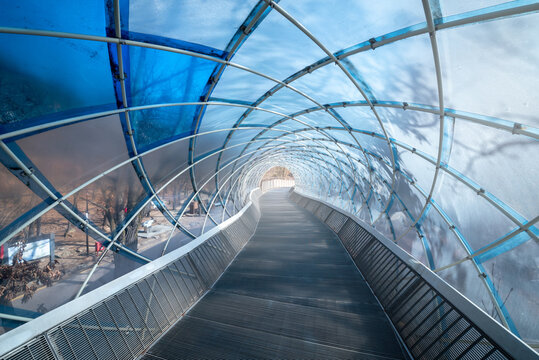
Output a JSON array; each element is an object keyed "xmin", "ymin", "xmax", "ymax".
[
  {"xmin": 0, "ymin": 35, "xmax": 115, "ymax": 126},
  {"xmin": 127, "ymin": 46, "xmax": 216, "ymax": 148},
  {"xmin": 0, "ymin": 0, "xmax": 107, "ymax": 35}
]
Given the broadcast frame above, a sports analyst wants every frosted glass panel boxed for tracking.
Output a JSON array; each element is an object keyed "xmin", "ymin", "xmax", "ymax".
[
  {"xmin": 280, "ymin": 0, "xmax": 424, "ymax": 52},
  {"xmin": 230, "ymin": 10, "xmax": 326, "ymax": 80},
  {"xmin": 129, "ymin": 0, "xmax": 259, "ymax": 50},
  {"xmin": 344, "ymin": 34, "xmax": 437, "ymax": 105},
  {"xmin": 438, "ymin": 13, "xmax": 539, "ymax": 126},
  {"xmin": 433, "ymin": 171, "xmax": 516, "ymax": 250},
  {"xmin": 17, "ymin": 115, "xmax": 128, "ymax": 193},
  {"xmin": 449, "ymin": 120, "xmax": 538, "ymax": 220}
]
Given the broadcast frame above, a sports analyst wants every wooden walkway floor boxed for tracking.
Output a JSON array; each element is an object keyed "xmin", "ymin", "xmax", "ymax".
[{"xmin": 143, "ymin": 188, "xmax": 405, "ymax": 359}]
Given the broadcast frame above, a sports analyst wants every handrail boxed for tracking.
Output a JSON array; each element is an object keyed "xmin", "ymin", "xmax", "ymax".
[
  {"xmin": 291, "ymin": 189, "xmax": 537, "ymax": 360},
  {"xmin": 0, "ymin": 188, "xmax": 262, "ymax": 359}
]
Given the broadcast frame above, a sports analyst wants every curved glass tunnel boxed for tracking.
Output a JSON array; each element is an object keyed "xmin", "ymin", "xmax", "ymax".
[{"xmin": 0, "ymin": 0, "xmax": 537, "ymax": 351}]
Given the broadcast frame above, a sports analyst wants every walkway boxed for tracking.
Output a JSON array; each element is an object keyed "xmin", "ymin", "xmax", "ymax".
[{"xmin": 143, "ymin": 188, "xmax": 405, "ymax": 359}]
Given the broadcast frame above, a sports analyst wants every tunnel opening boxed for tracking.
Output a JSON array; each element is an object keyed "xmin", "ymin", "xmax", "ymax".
[{"xmin": 259, "ymin": 166, "xmax": 295, "ymax": 192}]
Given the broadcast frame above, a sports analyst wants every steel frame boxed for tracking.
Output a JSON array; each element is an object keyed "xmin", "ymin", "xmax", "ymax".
[{"xmin": 0, "ymin": 0, "xmax": 536, "ymax": 340}]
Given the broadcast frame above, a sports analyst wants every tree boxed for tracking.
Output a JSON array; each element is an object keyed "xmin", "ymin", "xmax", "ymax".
[{"xmin": 93, "ymin": 172, "xmax": 149, "ymax": 278}]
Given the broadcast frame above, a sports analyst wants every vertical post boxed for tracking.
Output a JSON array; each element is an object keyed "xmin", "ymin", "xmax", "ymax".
[
  {"xmin": 85, "ymin": 193, "xmax": 89, "ymax": 256},
  {"xmin": 49, "ymin": 233, "xmax": 55, "ymax": 263}
]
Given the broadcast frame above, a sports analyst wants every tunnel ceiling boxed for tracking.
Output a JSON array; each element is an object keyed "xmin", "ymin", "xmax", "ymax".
[{"xmin": 0, "ymin": 0, "xmax": 538, "ymax": 344}]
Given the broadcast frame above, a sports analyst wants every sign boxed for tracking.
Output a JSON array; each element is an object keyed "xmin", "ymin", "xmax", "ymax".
[{"xmin": 3, "ymin": 234, "xmax": 55, "ymax": 265}]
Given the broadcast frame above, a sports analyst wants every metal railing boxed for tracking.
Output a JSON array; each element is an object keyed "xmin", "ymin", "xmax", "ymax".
[
  {"xmin": 290, "ymin": 190, "xmax": 537, "ymax": 360},
  {"xmin": 0, "ymin": 189, "xmax": 262, "ymax": 360},
  {"xmin": 260, "ymin": 178, "xmax": 295, "ymax": 193}
]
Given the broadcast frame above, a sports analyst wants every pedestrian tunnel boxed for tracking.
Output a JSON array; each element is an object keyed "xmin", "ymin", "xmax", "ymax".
[{"xmin": 0, "ymin": 1, "xmax": 538, "ymax": 359}]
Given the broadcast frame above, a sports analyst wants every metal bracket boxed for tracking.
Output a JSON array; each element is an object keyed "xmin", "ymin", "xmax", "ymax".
[{"xmin": 368, "ymin": 38, "xmax": 376, "ymax": 50}]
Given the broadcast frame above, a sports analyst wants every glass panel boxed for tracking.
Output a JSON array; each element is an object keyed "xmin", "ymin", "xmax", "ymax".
[
  {"xmin": 194, "ymin": 152, "xmax": 219, "ymax": 189},
  {"xmin": 351, "ymin": 132, "xmax": 393, "ymax": 162},
  {"xmin": 135, "ymin": 204, "xmax": 177, "ymax": 260},
  {"xmin": 388, "ymin": 197, "xmax": 414, "ymax": 239},
  {"xmin": 421, "ymin": 207, "xmax": 469, "ymax": 268},
  {"xmin": 368, "ymin": 180, "xmax": 391, "ymax": 223},
  {"xmin": 211, "ymin": 66, "xmax": 275, "ymax": 103},
  {"xmin": 292, "ymin": 64, "xmax": 363, "ymax": 104},
  {"xmin": 128, "ymin": 46, "xmax": 216, "ymax": 148},
  {"xmin": 17, "ymin": 115, "xmax": 128, "ymax": 193},
  {"xmin": 433, "ymin": 171, "xmax": 516, "ymax": 251},
  {"xmin": 199, "ymin": 105, "xmax": 248, "ymax": 133},
  {"xmin": 374, "ymin": 214, "xmax": 394, "ymax": 241},
  {"xmin": 179, "ymin": 202, "xmax": 203, "ymax": 238},
  {"xmin": 398, "ymin": 227, "xmax": 428, "ymax": 266},
  {"xmin": 129, "ymin": 0, "xmax": 258, "ymax": 50},
  {"xmin": 482, "ymin": 239, "xmax": 539, "ymax": 343},
  {"xmin": 438, "ymin": 13, "xmax": 539, "ymax": 126},
  {"xmin": 142, "ymin": 136, "xmax": 189, "ymax": 191},
  {"xmin": 357, "ymin": 197, "xmax": 372, "ymax": 224},
  {"xmin": 440, "ymin": 0, "xmax": 507, "ymax": 17},
  {"xmin": 159, "ymin": 172, "xmax": 193, "ymax": 215},
  {"xmin": 0, "ymin": 164, "xmax": 41, "ymax": 234},
  {"xmin": 296, "ymin": 110, "xmax": 345, "ymax": 129},
  {"xmin": 376, "ymin": 106, "xmax": 440, "ymax": 156},
  {"xmin": 338, "ymin": 106, "xmax": 384, "ymax": 133},
  {"xmin": 0, "ymin": 206, "xmax": 109, "ymax": 334},
  {"xmin": 230, "ymin": 9, "xmax": 326, "ymax": 81},
  {"xmin": 437, "ymin": 259, "xmax": 499, "ymax": 321},
  {"xmin": 344, "ymin": 34, "xmax": 437, "ymax": 105},
  {"xmin": 67, "ymin": 164, "xmax": 147, "ymax": 235},
  {"xmin": 0, "ymin": 35, "xmax": 115, "ymax": 126},
  {"xmin": 325, "ymin": 128, "xmax": 365, "ymax": 153},
  {"xmin": 280, "ymin": 0, "xmax": 425, "ymax": 52},
  {"xmin": 255, "ymin": 87, "xmax": 316, "ymax": 122},
  {"xmin": 449, "ymin": 120, "xmax": 537, "ymax": 220},
  {"xmin": 397, "ymin": 150, "xmax": 436, "ymax": 194},
  {"xmin": 0, "ymin": 0, "xmax": 107, "ymax": 35}
]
